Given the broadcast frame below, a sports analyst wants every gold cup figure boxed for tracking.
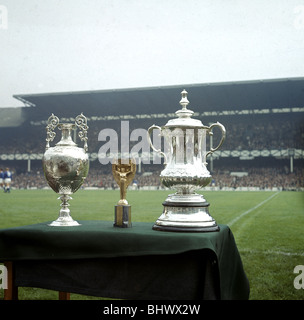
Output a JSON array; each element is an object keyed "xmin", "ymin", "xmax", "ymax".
[{"xmin": 112, "ymin": 158, "xmax": 136, "ymax": 228}]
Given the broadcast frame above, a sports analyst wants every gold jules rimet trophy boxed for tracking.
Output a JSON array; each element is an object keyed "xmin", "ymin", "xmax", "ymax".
[
  {"xmin": 112, "ymin": 158, "xmax": 136, "ymax": 228},
  {"xmin": 148, "ymin": 90, "xmax": 226, "ymax": 232}
]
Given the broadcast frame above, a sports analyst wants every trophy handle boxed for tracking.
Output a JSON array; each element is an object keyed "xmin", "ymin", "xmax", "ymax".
[
  {"xmin": 75, "ymin": 113, "xmax": 89, "ymax": 153},
  {"xmin": 147, "ymin": 125, "xmax": 168, "ymax": 164},
  {"xmin": 204, "ymin": 122, "xmax": 226, "ymax": 162},
  {"xmin": 45, "ymin": 113, "xmax": 60, "ymax": 150}
]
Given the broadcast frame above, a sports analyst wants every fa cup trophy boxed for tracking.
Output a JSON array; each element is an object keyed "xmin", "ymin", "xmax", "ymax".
[
  {"xmin": 112, "ymin": 158, "xmax": 136, "ymax": 228},
  {"xmin": 42, "ymin": 113, "xmax": 89, "ymax": 226},
  {"xmin": 148, "ymin": 90, "xmax": 226, "ymax": 232}
]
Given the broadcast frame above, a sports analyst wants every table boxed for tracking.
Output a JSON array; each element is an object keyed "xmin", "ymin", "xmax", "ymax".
[{"xmin": 0, "ymin": 221, "xmax": 249, "ymax": 300}]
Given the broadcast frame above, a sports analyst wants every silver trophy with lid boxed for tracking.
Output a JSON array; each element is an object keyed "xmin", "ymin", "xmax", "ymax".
[
  {"xmin": 42, "ymin": 113, "xmax": 89, "ymax": 226},
  {"xmin": 148, "ymin": 90, "xmax": 226, "ymax": 232}
]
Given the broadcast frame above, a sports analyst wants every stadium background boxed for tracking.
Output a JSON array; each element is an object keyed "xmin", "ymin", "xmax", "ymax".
[{"xmin": 0, "ymin": 77, "xmax": 303, "ymax": 191}]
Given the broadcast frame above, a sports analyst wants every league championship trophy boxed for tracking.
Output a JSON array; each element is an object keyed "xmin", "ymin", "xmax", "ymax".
[
  {"xmin": 112, "ymin": 158, "xmax": 136, "ymax": 228},
  {"xmin": 148, "ymin": 90, "xmax": 226, "ymax": 232},
  {"xmin": 42, "ymin": 113, "xmax": 89, "ymax": 226}
]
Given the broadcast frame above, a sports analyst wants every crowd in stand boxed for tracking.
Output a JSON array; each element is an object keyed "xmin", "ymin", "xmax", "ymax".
[
  {"xmin": 7, "ymin": 164, "xmax": 304, "ymax": 191},
  {"xmin": 1, "ymin": 113, "xmax": 303, "ymax": 191},
  {"xmin": 210, "ymin": 167, "xmax": 303, "ymax": 190},
  {"xmin": 0, "ymin": 115, "xmax": 303, "ymax": 154},
  {"xmin": 223, "ymin": 118, "xmax": 304, "ymax": 151}
]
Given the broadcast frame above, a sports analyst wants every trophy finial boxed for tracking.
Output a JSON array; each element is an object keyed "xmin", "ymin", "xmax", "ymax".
[
  {"xmin": 180, "ymin": 89, "xmax": 189, "ymax": 110},
  {"xmin": 176, "ymin": 89, "xmax": 193, "ymax": 118}
]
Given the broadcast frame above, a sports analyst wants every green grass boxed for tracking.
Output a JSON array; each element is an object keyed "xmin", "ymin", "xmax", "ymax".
[{"xmin": 0, "ymin": 189, "xmax": 304, "ymax": 300}]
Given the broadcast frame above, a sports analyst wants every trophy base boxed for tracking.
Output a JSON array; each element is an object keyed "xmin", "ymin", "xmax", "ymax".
[
  {"xmin": 48, "ymin": 217, "xmax": 81, "ymax": 227},
  {"xmin": 114, "ymin": 205, "xmax": 132, "ymax": 228},
  {"xmin": 152, "ymin": 224, "xmax": 219, "ymax": 233},
  {"xmin": 152, "ymin": 195, "xmax": 219, "ymax": 233}
]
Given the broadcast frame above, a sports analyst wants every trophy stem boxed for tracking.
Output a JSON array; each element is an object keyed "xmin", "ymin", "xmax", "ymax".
[{"xmin": 48, "ymin": 194, "xmax": 81, "ymax": 227}]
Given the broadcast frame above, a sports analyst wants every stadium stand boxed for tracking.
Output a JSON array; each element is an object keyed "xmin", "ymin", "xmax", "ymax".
[{"xmin": 1, "ymin": 78, "xmax": 303, "ymax": 191}]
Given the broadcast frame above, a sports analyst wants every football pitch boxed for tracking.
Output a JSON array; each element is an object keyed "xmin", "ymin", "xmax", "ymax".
[{"xmin": 0, "ymin": 189, "xmax": 304, "ymax": 300}]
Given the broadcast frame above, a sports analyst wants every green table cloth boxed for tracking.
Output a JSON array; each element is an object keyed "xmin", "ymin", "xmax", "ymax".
[{"xmin": 0, "ymin": 221, "xmax": 249, "ymax": 300}]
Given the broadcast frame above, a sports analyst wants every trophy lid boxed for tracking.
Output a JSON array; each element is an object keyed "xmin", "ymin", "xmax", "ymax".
[{"xmin": 165, "ymin": 89, "xmax": 204, "ymax": 128}]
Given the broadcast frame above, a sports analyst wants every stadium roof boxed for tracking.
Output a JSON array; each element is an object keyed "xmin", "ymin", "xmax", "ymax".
[
  {"xmin": 13, "ymin": 77, "xmax": 304, "ymax": 119},
  {"xmin": 0, "ymin": 107, "xmax": 26, "ymax": 127}
]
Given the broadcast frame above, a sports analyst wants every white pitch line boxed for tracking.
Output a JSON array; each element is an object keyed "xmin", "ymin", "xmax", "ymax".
[
  {"xmin": 227, "ymin": 191, "xmax": 281, "ymax": 227},
  {"xmin": 239, "ymin": 248, "xmax": 304, "ymax": 257}
]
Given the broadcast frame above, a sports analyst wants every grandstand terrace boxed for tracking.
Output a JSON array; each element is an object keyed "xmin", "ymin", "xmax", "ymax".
[{"xmin": 1, "ymin": 77, "xmax": 304, "ymax": 191}]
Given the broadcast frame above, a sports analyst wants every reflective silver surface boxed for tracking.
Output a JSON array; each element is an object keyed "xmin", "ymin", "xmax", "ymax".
[
  {"xmin": 42, "ymin": 113, "xmax": 89, "ymax": 226},
  {"xmin": 148, "ymin": 90, "xmax": 226, "ymax": 232}
]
